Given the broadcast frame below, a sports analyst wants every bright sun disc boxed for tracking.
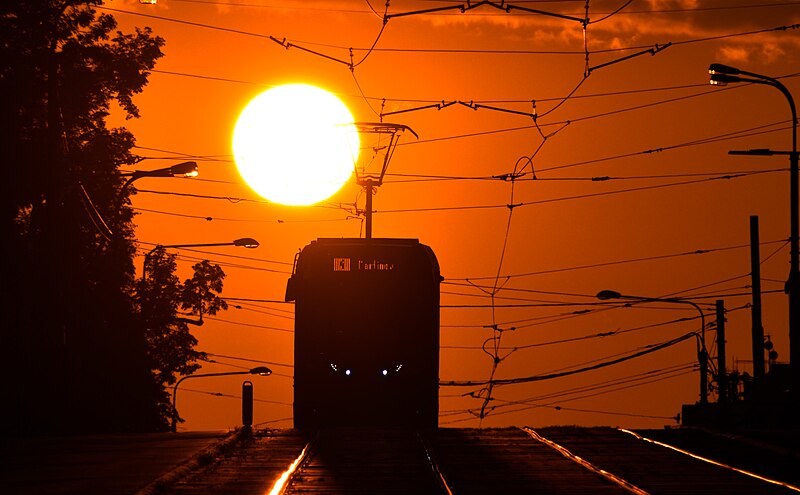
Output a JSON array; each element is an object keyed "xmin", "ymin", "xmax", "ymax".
[{"xmin": 232, "ymin": 84, "xmax": 360, "ymax": 206}]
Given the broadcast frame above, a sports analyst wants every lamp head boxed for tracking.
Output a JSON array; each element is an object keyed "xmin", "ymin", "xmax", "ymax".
[
  {"xmin": 596, "ymin": 289, "xmax": 622, "ymax": 300},
  {"xmin": 250, "ymin": 366, "xmax": 272, "ymax": 376},
  {"xmin": 170, "ymin": 161, "xmax": 199, "ymax": 178},
  {"xmin": 709, "ymin": 73, "xmax": 742, "ymax": 86},
  {"xmin": 728, "ymin": 148, "xmax": 775, "ymax": 156},
  {"xmin": 233, "ymin": 237, "xmax": 260, "ymax": 248},
  {"xmin": 708, "ymin": 63, "xmax": 740, "ymax": 76},
  {"xmin": 708, "ymin": 63, "xmax": 743, "ymax": 86}
]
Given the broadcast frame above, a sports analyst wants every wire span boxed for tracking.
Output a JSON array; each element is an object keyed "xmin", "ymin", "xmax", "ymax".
[
  {"xmin": 587, "ymin": 42, "xmax": 671, "ymax": 74},
  {"xmin": 441, "ymin": 332, "xmax": 696, "ymax": 387},
  {"xmin": 385, "ymin": 1, "xmax": 586, "ymax": 23}
]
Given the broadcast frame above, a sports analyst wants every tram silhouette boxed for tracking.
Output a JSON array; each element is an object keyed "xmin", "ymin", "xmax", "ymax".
[{"xmin": 286, "ymin": 238, "xmax": 441, "ymax": 429}]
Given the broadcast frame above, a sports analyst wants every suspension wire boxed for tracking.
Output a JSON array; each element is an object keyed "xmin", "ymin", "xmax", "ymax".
[
  {"xmin": 589, "ymin": 0, "xmax": 633, "ymax": 24},
  {"xmin": 439, "ymin": 365, "xmax": 692, "ymax": 425},
  {"xmin": 442, "ymin": 332, "xmax": 696, "ymax": 387},
  {"xmin": 500, "ymin": 363, "xmax": 695, "ymax": 410},
  {"xmin": 349, "ymin": 0, "xmax": 390, "ymax": 69},
  {"xmin": 476, "ymin": 155, "xmax": 527, "ymax": 424},
  {"xmin": 469, "ymin": 113, "xmax": 580, "ymax": 422}
]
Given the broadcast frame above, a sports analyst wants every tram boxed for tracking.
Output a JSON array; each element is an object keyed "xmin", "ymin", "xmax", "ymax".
[{"xmin": 286, "ymin": 238, "xmax": 441, "ymax": 429}]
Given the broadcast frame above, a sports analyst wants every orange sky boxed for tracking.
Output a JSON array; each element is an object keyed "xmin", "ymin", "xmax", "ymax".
[{"xmin": 105, "ymin": 0, "xmax": 800, "ymax": 430}]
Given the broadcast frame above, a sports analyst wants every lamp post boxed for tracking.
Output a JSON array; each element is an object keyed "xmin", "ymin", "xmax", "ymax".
[
  {"xmin": 143, "ymin": 237, "xmax": 260, "ymax": 274},
  {"xmin": 596, "ymin": 290, "xmax": 709, "ymax": 404},
  {"xmin": 141, "ymin": 238, "xmax": 259, "ymax": 325},
  {"xmin": 709, "ymin": 63, "xmax": 799, "ymax": 401},
  {"xmin": 171, "ymin": 366, "xmax": 271, "ymax": 432},
  {"xmin": 121, "ymin": 161, "xmax": 199, "ymax": 189}
]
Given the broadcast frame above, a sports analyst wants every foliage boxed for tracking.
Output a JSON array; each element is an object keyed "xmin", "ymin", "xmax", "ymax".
[
  {"xmin": 182, "ymin": 260, "xmax": 230, "ymax": 317},
  {"xmin": 137, "ymin": 248, "xmax": 229, "ymax": 429},
  {"xmin": 138, "ymin": 248, "xmax": 230, "ymax": 387},
  {"xmin": 0, "ymin": 0, "xmax": 172, "ymax": 433},
  {"xmin": 1, "ymin": 1, "xmax": 164, "ymax": 225}
]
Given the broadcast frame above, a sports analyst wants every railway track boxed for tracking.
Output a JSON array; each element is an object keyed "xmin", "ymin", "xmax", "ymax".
[
  {"xmin": 270, "ymin": 428, "xmax": 452, "ymax": 494},
  {"xmin": 162, "ymin": 426, "xmax": 800, "ymax": 494},
  {"xmin": 268, "ymin": 427, "xmax": 640, "ymax": 494}
]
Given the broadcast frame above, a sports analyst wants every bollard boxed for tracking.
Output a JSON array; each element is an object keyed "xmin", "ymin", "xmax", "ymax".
[{"xmin": 242, "ymin": 380, "xmax": 253, "ymax": 427}]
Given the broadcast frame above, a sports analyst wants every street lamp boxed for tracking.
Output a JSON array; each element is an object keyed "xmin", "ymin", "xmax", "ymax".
[
  {"xmin": 121, "ymin": 161, "xmax": 199, "ymax": 189},
  {"xmin": 171, "ymin": 366, "xmax": 271, "ymax": 432},
  {"xmin": 143, "ymin": 237, "xmax": 260, "ymax": 273},
  {"xmin": 141, "ymin": 238, "xmax": 260, "ymax": 325},
  {"xmin": 709, "ymin": 63, "xmax": 799, "ymax": 401},
  {"xmin": 596, "ymin": 289, "xmax": 709, "ymax": 404}
]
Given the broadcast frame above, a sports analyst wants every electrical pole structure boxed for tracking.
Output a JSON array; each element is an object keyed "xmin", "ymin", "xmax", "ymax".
[
  {"xmin": 750, "ymin": 216, "xmax": 766, "ymax": 391},
  {"xmin": 710, "ymin": 64, "xmax": 799, "ymax": 405},
  {"xmin": 716, "ymin": 300, "xmax": 728, "ymax": 406},
  {"xmin": 352, "ymin": 123, "xmax": 418, "ymax": 239},
  {"xmin": 597, "ymin": 290, "xmax": 709, "ymax": 404},
  {"xmin": 364, "ymin": 178, "xmax": 376, "ymax": 240}
]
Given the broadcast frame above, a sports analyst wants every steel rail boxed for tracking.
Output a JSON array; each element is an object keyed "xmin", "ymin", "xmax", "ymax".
[
  {"xmin": 266, "ymin": 438, "xmax": 315, "ymax": 495},
  {"xmin": 522, "ymin": 427, "xmax": 651, "ymax": 495},
  {"xmin": 619, "ymin": 428, "xmax": 800, "ymax": 493},
  {"xmin": 418, "ymin": 432, "xmax": 457, "ymax": 495},
  {"xmin": 268, "ymin": 430, "xmax": 453, "ymax": 494}
]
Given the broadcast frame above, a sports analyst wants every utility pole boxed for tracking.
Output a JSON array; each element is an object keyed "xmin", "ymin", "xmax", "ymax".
[
  {"xmin": 364, "ymin": 180, "xmax": 375, "ymax": 239},
  {"xmin": 750, "ymin": 216, "xmax": 766, "ymax": 392},
  {"xmin": 716, "ymin": 300, "xmax": 728, "ymax": 406},
  {"xmin": 709, "ymin": 64, "xmax": 799, "ymax": 407}
]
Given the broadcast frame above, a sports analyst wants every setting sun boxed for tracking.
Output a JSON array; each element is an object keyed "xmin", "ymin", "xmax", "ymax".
[{"xmin": 232, "ymin": 84, "xmax": 360, "ymax": 206}]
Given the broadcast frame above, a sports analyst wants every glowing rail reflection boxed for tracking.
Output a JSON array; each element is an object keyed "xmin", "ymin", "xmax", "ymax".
[
  {"xmin": 522, "ymin": 427, "xmax": 651, "ymax": 495},
  {"xmin": 266, "ymin": 441, "xmax": 312, "ymax": 495},
  {"xmin": 619, "ymin": 428, "xmax": 800, "ymax": 493}
]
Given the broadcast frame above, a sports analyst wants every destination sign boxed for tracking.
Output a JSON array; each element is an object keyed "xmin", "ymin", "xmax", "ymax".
[{"xmin": 333, "ymin": 257, "xmax": 395, "ymax": 272}]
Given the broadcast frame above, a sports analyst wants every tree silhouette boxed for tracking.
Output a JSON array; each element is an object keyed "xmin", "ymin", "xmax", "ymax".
[
  {"xmin": 0, "ymin": 1, "xmax": 170, "ymax": 433},
  {"xmin": 137, "ymin": 248, "xmax": 229, "ymax": 430}
]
